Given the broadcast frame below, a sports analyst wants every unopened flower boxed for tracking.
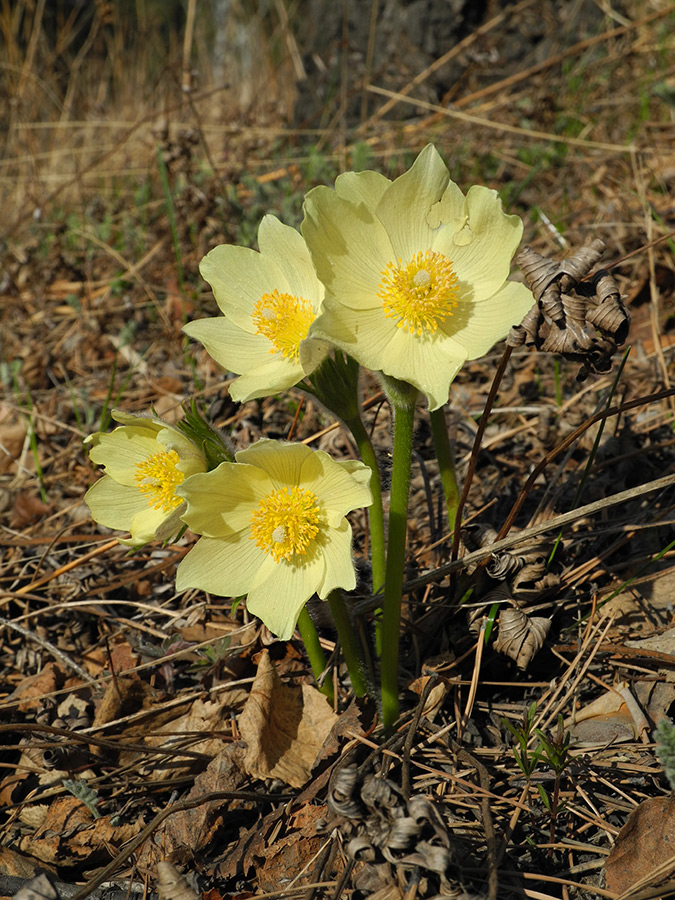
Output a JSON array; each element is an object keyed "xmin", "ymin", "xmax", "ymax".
[
  {"xmin": 84, "ymin": 410, "xmax": 207, "ymax": 546},
  {"xmin": 301, "ymin": 144, "xmax": 535, "ymax": 410},
  {"xmin": 175, "ymin": 439, "xmax": 372, "ymax": 640},
  {"xmin": 185, "ymin": 215, "xmax": 328, "ymax": 402}
]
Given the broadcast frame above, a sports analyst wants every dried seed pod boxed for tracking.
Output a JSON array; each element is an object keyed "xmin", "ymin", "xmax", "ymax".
[
  {"xmin": 361, "ymin": 773, "xmax": 402, "ymax": 814},
  {"xmin": 493, "ymin": 608, "xmax": 551, "ymax": 669}
]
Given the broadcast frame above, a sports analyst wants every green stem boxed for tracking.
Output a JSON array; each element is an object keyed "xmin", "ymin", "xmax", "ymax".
[
  {"xmin": 343, "ymin": 414, "xmax": 385, "ymax": 594},
  {"xmin": 429, "ymin": 406, "xmax": 460, "ymax": 534},
  {"xmin": 380, "ymin": 388, "xmax": 417, "ymax": 733},
  {"xmin": 328, "ymin": 591, "xmax": 368, "ymax": 697},
  {"xmin": 297, "ymin": 607, "xmax": 334, "ymax": 704}
]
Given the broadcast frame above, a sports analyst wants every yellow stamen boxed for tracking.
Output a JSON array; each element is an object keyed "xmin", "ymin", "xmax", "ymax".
[
  {"xmin": 250, "ymin": 485, "xmax": 320, "ymax": 562},
  {"xmin": 252, "ymin": 289, "xmax": 315, "ymax": 359},
  {"xmin": 134, "ymin": 449, "xmax": 184, "ymax": 512},
  {"xmin": 378, "ymin": 249, "xmax": 460, "ymax": 336}
]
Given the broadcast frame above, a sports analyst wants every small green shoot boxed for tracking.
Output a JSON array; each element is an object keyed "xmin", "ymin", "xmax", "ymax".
[{"xmin": 11, "ymin": 365, "xmax": 47, "ymax": 503}]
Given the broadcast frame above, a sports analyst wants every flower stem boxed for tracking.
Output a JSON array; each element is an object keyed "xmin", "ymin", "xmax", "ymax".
[
  {"xmin": 297, "ymin": 607, "xmax": 334, "ymax": 704},
  {"xmin": 380, "ymin": 383, "xmax": 417, "ymax": 733},
  {"xmin": 343, "ymin": 414, "xmax": 385, "ymax": 594},
  {"xmin": 328, "ymin": 590, "xmax": 368, "ymax": 697},
  {"xmin": 429, "ymin": 406, "xmax": 460, "ymax": 535}
]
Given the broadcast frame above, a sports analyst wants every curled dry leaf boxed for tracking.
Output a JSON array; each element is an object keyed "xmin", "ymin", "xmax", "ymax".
[
  {"xmin": 328, "ymin": 764, "xmax": 455, "ymax": 892},
  {"xmin": 508, "ymin": 239, "xmax": 629, "ymax": 380},
  {"xmin": 493, "ymin": 608, "xmax": 551, "ymax": 669}
]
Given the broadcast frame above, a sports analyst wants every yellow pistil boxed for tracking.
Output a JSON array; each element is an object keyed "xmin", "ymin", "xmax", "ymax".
[
  {"xmin": 378, "ymin": 249, "xmax": 460, "ymax": 336},
  {"xmin": 134, "ymin": 449, "xmax": 184, "ymax": 512},
  {"xmin": 252, "ymin": 289, "xmax": 315, "ymax": 359},
  {"xmin": 250, "ymin": 485, "xmax": 321, "ymax": 563}
]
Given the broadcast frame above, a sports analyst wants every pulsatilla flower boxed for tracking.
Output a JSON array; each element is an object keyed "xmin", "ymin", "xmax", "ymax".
[
  {"xmin": 301, "ymin": 144, "xmax": 535, "ymax": 410},
  {"xmin": 84, "ymin": 410, "xmax": 207, "ymax": 547},
  {"xmin": 175, "ymin": 439, "xmax": 372, "ymax": 640},
  {"xmin": 184, "ymin": 215, "xmax": 327, "ymax": 403}
]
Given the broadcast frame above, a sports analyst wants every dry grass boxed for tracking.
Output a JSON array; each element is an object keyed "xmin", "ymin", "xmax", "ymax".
[{"xmin": 2, "ymin": 1, "xmax": 675, "ymax": 898}]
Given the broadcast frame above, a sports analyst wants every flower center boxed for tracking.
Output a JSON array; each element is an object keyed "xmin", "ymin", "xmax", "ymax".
[
  {"xmin": 134, "ymin": 449, "xmax": 184, "ymax": 512},
  {"xmin": 249, "ymin": 485, "xmax": 321, "ymax": 563},
  {"xmin": 252, "ymin": 289, "xmax": 315, "ymax": 359},
  {"xmin": 378, "ymin": 249, "xmax": 460, "ymax": 336}
]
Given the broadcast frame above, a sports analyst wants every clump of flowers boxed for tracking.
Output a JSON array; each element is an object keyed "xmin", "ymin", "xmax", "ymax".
[
  {"xmin": 84, "ymin": 410, "xmax": 207, "ymax": 547},
  {"xmin": 85, "ymin": 144, "xmax": 626, "ymax": 733},
  {"xmin": 175, "ymin": 439, "xmax": 372, "ymax": 641}
]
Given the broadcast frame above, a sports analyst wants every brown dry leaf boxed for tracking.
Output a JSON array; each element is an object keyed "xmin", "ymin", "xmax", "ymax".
[
  {"xmin": 626, "ymin": 626, "xmax": 675, "ymax": 656},
  {"xmin": 568, "ymin": 681, "xmax": 675, "ymax": 745},
  {"xmin": 139, "ymin": 742, "xmax": 247, "ymax": 867},
  {"xmin": 9, "ymin": 663, "xmax": 66, "ymax": 713},
  {"xmin": 10, "ymin": 492, "xmax": 52, "ymax": 528},
  {"xmin": 139, "ymin": 691, "xmax": 247, "ymax": 783},
  {"xmin": 0, "ymin": 846, "xmax": 57, "ymax": 879},
  {"xmin": 239, "ymin": 650, "xmax": 338, "ymax": 788},
  {"xmin": 0, "ymin": 421, "xmax": 27, "ymax": 474},
  {"xmin": 605, "ymin": 796, "xmax": 675, "ymax": 894},
  {"xmin": 92, "ymin": 672, "xmax": 156, "ymax": 730},
  {"xmin": 108, "ymin": 640, "xmax": 141, "ymax": 673},
  {"xmin": 245, "ymin": 802, "xmax": 329, "ymax": 893},
  {"xmin": 408, "ymin": 675, "xmax": 448, "ymax": 722},
  {"xmin": 17, "ymin": 796, "xmax": 142, "ymax": 866}
]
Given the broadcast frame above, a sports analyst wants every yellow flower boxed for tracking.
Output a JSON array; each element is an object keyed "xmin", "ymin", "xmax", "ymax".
[
  {"xmin": 175, "ymin": 439, "xmax": 372, "ymax": 640},
  {"xmin": 84, "ymin": 411, "xmax": 207, "ymax": 547},
  {"xmin": 185, "ymin": 215, "xmax": 328, "ymax": 402},
  {"xmin": 301, "ymin": 144, "xmax": 535, "ymax": 410}
]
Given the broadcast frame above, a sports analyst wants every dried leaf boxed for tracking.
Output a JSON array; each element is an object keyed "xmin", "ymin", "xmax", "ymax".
[
  {"xmin": 508, "ymin": 239, "xmax": 629, "ymax": 380},
  {"xmin": 145, "ymin": 743, "xmax": 246, "ymax": 866},
  {"xmin": 0, "ymin": 846, "xmax": 57, "ymax": 879},
  {"xmin": 605, "ymin": 797, "xmax": 675, "ymax": 894},
  {"xmin": 11, "ymin": 493, "xmax": 52, "ymax": 528},
  {"xmin": 238, "ymin": 650, "xmax": 338, "ymax": 788},
  {"xmin": 16, "ymin": 796, "xmax": 142, "ymax": 866},
  {"xmin": 244, "ymin": 803, "xmax": 329, "ymax": 892},
  {"xmin": 493, "ymin": 608, "xmax": 551, "ymax": 669}
]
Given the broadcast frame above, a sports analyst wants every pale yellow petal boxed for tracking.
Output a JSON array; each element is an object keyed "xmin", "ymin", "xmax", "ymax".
[
  {"xmin": 199, "ymin": 244, "xmax": 291, "ymax": 329},
  {"xmin": 176, "ymin": 534, "xmax": 266, "ymax": 596},
  {"xmin": 257, "ymin": 215, "xmax": 323, "ymax": 309},
  {"xmin": 87, "ymin": 430, "xmax": 159, "ymax": 485},
  {"xmin": 374, "ymin": 144, "xmax": 450, "ymax": 260},
  {"xmin": 177, "ymin": 463, "xmax": 268, "ymax": 536},
  {"xmin": 315, "ymin": 520, "xmax": 357, "ymax": 598},
  {"xmin": 334, "ymin": 169, "xmax": 390, "ymax": 209},
  {"xmin": 247, "ymin": 552, "xmax": 324, "ymax": 640}
]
